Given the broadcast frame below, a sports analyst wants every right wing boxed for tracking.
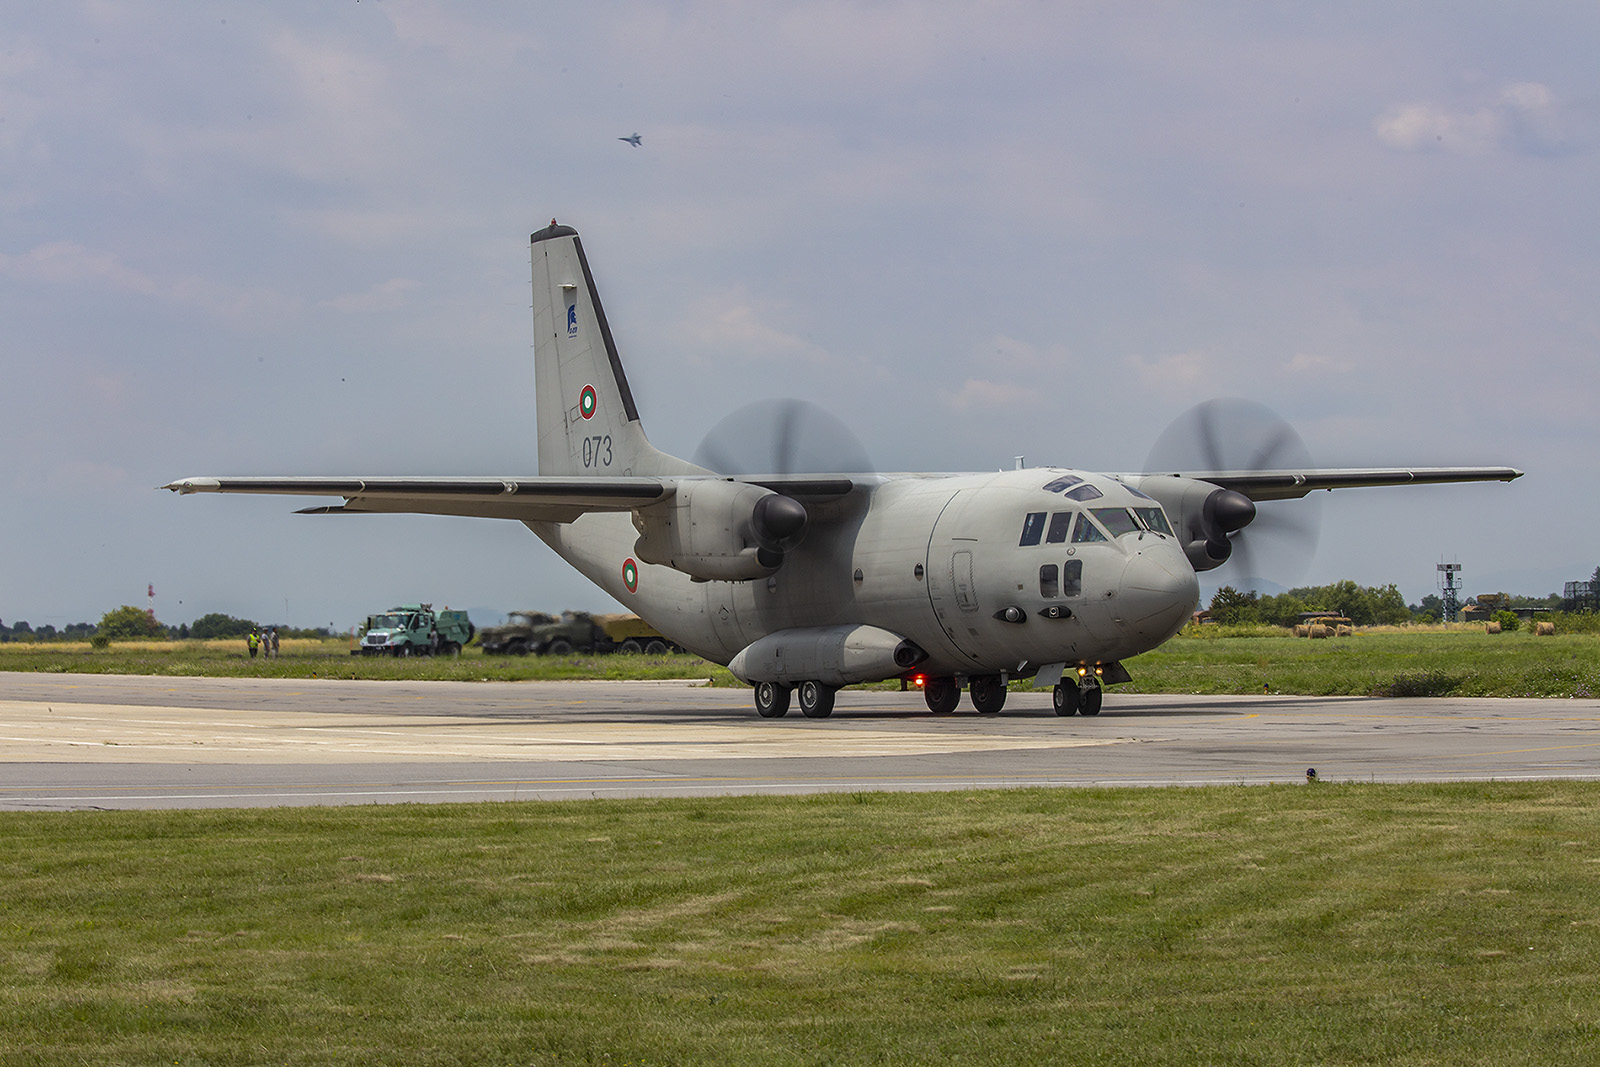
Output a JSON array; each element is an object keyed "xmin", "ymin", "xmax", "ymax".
[{"xmin": 161, "ymin": 476, "xmax": 673, "ymax": 523}]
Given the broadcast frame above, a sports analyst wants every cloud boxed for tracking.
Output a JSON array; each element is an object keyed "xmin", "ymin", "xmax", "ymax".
[
  {"xmin": 0, "ymin": 240, "xmax": 297, "ymax": 327},
  {"xmin": 1374, "ymin": 82, "xmax": 1573, "ymax": 155},
  {"xmin": 940, "ymin": 377, "xmax": 1039, "ymax": 413},
  {"xmin": 322, "ymin": 278, "xmax": 423, "ymax": 314},
  {"xmin": 1281, "ymin": 352, "xmax": 1349, "ymax": 378},
  {"xmin": 1126, "ymin": 350, "xmax": 1218, "ymax": 394},
  {"xmin": 680, "ymin": 289, "xmax": 829, "ymax": 365}
]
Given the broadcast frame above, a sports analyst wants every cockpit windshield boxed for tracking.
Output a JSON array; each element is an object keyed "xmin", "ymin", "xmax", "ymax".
[
  {"xmin": 1091, "ymin": 508, "xmax": 1141, "ymax": 538},
  {"xmin": 1132, "ymin": 507, "xmax": 1175, "ymax": 536}
]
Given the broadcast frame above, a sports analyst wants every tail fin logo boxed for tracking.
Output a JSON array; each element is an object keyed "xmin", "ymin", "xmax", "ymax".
[
  {"xmin": 579, "ymin": 384, "xmax": 598, "ymax": 420},
  {"xmin": 566, "ymin": 299, "xmax": 578, "ymax": 337}
]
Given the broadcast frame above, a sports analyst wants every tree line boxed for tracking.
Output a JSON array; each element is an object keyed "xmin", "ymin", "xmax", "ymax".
[
  {"xmin": 1207, "ymin": 571, "xmax": 1600, "ymax": 628},
  {"xmin": 0, "ymin": 608, "xmax": 334, "ymax": 642}
]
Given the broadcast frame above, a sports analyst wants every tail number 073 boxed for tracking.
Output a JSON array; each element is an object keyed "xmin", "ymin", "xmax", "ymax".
[{"xmin": 582, "ymin": 435, "xmax": 613, "ymax": 468}]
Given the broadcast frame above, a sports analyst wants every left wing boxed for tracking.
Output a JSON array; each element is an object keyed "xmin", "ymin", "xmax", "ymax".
[
  {"xmin": 1138, "ymin": 466, "xmax": 1523, "ymax": 502},
  {"xmin": 161, "ymin": 476, "xmax": 673, "ymax": 523}
]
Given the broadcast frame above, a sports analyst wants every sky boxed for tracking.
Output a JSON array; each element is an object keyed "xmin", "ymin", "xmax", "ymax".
[{"xmin": 3, "ymin": 1, "xmax": 1596, "ymax": 632}]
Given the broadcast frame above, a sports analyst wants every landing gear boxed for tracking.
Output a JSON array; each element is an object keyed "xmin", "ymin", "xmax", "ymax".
[
  {"xmin": 923, "ymin": 676, "xmax": 961, "ymax": 713},
  {"xmin": 969, "ymin": 675, "xmax": 1007, "ymax": 714},
  {"xmin": 1053, "ymin": 679, "xmax": 1103, "ymax": 716},
  {"xmin": 797, "ymin": 680, "xmax": 836, "ymax": 718},
  {"xmin": 754, "ymin": 681, "xmax": 791, "ymax": 718}
]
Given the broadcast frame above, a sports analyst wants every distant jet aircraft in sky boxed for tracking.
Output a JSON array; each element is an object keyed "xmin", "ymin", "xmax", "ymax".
[{"xmin": 619, "ymin": 133, "xmax": 642, "ymax": 147}]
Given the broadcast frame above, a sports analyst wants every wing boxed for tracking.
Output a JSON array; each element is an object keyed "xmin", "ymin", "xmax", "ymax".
[
  {"xmin": 161, "ymin": 473, "xmax": 863, "ymax": 522},
  {"xmin": 1143, "ymin": 466, "xmax": 1523, "ymax": 502},
  {"xmin": 161, "ymin": 476, "xmax": 673, "ymax": 523}
]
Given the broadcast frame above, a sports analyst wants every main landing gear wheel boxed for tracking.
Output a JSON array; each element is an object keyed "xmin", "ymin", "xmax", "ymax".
[
  {"xmin": 1080, "ymin": 682, "xmax": 1103, "ymax": 716},
  {"xmin": 1052, "ymin": 683, "xmax": 1079, "ymax": 716},
  {"xmin": 923, "ymin": 676, "xmax": 961, "ymax": 713},
  {"xmin": 754, "ymin": 681, "xmax": 791, "ymax": 718},
  {"xmin": 797, "ymin": 680, "xmax": 836, "ymax": 718},
  {"xmin": 969, "ymin": 675, "xmax": 1007, "ymax": 714}
]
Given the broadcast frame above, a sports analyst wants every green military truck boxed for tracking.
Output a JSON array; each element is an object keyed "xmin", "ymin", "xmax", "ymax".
[
  {"xmin": 355, "ymin": 604, "xmax": 474, "ymax": 656},
  {"xmin": 478, "ymin": 610, "xmax": 676, "ymax": 655}
]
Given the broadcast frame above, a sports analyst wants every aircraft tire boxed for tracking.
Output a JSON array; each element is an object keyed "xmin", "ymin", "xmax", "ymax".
[
  {"xmin": 1053, "ymin": 683, "xmax": 1079, "ymax": 716},
  {"xmin": 924, "ymin": 676, "xmax": 961, "ymax": 714},
  {"xmin": 1080, "ymin": 683, "xmax": 1103, "ymax": 716},
  {"xmin": 969, "ymin": 675, "xmax": 1007, "ymax": 714},
  {"xmin": 798, "ymin": 680, "xmax": 835, "ymax": 718},
  {"xmin": 754, "ymin": 681, "xmax": 791, "ymax": 718}
]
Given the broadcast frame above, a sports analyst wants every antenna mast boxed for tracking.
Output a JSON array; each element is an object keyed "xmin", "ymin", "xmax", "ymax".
[{"xmin": 1436, "ymin": 562, "xmax": 1462, "ymax": 622}]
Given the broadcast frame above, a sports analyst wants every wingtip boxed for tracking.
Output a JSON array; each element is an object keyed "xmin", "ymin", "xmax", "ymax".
[{"xmin": 161, "ymin": 477, "xmax": 220, "ymax": 494}]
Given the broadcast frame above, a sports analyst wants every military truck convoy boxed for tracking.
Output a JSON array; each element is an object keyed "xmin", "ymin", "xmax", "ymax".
[
  {"xmin": 476, "ymin": 610, "xmax": 677, "ymax": 656},
  {"xmin": 355, "ymin": 604, "xmax": 475, "ymax": 656},
  {"xmin": 355, "ymin": 604, "xmax": 674, "ymax": 657}
]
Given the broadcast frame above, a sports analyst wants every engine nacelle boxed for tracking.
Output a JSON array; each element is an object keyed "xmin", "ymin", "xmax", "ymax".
[
  {"xmin": 633, "ymin": 479, "xmax": 806, "ymax": 582},
  {"xmin": 728, "ymin": 625, "xmax": 928, "ymax": 686},
  {"xmin": 1124, "ymin": 475, "xmax": 1256, "ymax": 573}
]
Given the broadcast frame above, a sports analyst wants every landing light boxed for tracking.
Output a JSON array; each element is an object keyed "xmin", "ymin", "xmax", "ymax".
[{"xmin": 912, "ymin": 673, "xmax": 927, "ymax": 689}]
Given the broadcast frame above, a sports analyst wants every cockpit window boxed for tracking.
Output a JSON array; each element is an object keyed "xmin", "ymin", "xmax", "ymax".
[
  {"xmin": 1072, "ymin": 513, "xmax": 1108, "ymax": 543},
  {"xmin": 1064, "ymin": 483, "xmax": 1103, "ymax": 502},
  {"xmin": 1042, "ymin": 475, "xmax": 1083, "ymax": 493},
  {"xmin": 1018, "ymin": 511, "xmax": 1046, "ymax": 547},
  {"xmin": 1092, "ymin": 508, "xmax": 1141, "ymax": 538},
  {"xmin": 1063, "ymin": 558, "xmax": 1083, "ymax": 597},
  {"xmin": 1046, "ymin": 512, "xmax": 1073, "ymax": 543},
  {"xmin": 1132, "ymin": 506, "xmax": 1174, "ymax": 536},
  {"xmin": 1126, "ymin": 485, "xmax": 1155, "ymax": 501}
]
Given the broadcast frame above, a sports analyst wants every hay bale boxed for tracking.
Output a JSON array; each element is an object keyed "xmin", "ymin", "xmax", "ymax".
[
  {"xmin": 1486, "ymin": 621, "xmax": 1502, "ymax": 634},
  {"xmin": 1336, "ymin": 625, "xmax": 1353, "ymax": 637},
  {"xmin": 1536, "ymin": 621, "xmax": 1556, "ymax": 636},
  {"xmin": 1293, "ymin": 625, "xmax": 1309, "ymax": 638},
  {"xmin": 1309, "ymin": 624, "xmax": 1330, "ymax": 639}
]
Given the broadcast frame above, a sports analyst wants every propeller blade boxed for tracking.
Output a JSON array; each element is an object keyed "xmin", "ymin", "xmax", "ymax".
[
  {"xmin": 1147, "ymin": 397, "xmax": 1321, "ymax": 587},
  {"xmin": 694, "ymin": 398, "xmax": 873, "ymax": 476}
]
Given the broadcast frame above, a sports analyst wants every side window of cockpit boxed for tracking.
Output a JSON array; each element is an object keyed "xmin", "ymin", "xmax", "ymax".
[
  {"xmin": 1063, "ymin": 559, "xmax": 1083, "ymax": 597},
  {"xmin": 1046, "ymin": 512, "xmax": 1073, "ymax": 543},
  {"xmin": 1072, "ymin": 513, "xmax": 1108, "ymax": 543},
  {"xmin": 1040, "ymin": 563, "xmax": 1059, "ymax": 598},
  {"xmin": 1019, "ymin": 512, "xmax": 1046, "ymax": 547},
  {"xmin": 1065, "ymin": 484, "xmax": 1103, "ymax": 502}
]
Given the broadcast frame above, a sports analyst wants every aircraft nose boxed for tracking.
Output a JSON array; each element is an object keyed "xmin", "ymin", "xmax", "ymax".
[{"xmin": 1119, "ymin": 543, "xmax": 1200, "ymax": 640}]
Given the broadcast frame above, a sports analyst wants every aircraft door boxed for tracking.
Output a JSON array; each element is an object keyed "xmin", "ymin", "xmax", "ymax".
[{"xmin": 925, "ymin": 491, "xmax": 990, "ymax": 668}]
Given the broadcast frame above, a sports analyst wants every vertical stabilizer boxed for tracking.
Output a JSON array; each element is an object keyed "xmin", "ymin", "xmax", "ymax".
[{"xmin": 530, "ymin": 222, "xmax": 699, "ymax": 477}]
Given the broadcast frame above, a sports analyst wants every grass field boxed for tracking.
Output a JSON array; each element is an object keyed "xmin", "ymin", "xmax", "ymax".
[
  {"xmin": 3, "ymin": 782, "xmax": 1598, "ymax": 1065},
  {"xmin": 4, "ymin": 627, "xmax": 1596, "ymax": 698}
]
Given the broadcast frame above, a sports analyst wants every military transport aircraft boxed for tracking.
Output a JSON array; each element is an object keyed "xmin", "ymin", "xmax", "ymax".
[{"xmin": 166, "ymin": 221, "xmax": 1522, "ymax": 719}]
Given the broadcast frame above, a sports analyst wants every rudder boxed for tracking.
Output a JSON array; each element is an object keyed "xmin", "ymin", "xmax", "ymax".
[{"xmin": 530, "ymin": 222, "xmax": 697, "ymax": 477}]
